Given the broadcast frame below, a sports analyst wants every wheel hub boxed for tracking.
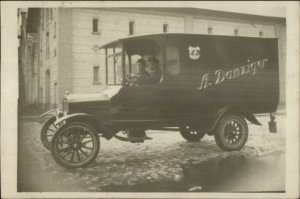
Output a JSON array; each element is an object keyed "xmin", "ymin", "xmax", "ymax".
[
  {"xmin": 225, "ymin": 121, "xmax": 241, "ymax": 143},
  {"xmin": 72, "ymin": 142, "xmax": 81, "ymax": 149}
]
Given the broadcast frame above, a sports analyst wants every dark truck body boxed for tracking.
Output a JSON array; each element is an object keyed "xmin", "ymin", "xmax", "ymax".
[
  {"xmin": 42, "ymin": 34, "xmax": 280, "ymax": 168},
  {"xmin": 65, "ymin": 34, "xmax": 279, "ymax": 130}
]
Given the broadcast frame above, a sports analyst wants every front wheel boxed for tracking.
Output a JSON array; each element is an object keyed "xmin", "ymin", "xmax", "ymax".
[
  {"xmin": 179, "ymin": 126, "xmax": 206, "ymax": 142},
  {"xmin": 214, "ymin": 114, "xmax": 248, "ymax": 151},
  {"xmin": 51, "ymin": 122, "xmax": 100, "ymax": 168}
]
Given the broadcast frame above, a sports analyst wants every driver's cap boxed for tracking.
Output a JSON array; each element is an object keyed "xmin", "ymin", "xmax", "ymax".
[{"xmin": 136, "ymin": 58, "xmax": 145, "ymax": 65}]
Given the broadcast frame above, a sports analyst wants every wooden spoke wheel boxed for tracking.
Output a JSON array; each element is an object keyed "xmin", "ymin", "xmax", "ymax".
[
  {"xmin": 51, "ymin": 122, "xmax": 100, "ymax": 168},
  {"xmin": 214, "ymin": 114, "xmax": 248, "ymax": 151},
  {"xmin": 40, "ymin": 116, "xmax": 58, "ymax": 150},
  {"xmin": 179, "ymin": 125, "xmax": 206, "ymax": 142}
]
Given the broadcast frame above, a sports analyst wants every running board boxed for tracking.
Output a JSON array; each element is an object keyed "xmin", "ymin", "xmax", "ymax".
[
  {"xmin": 114, "ymin": 134, "xmax": 153, "ymax": 142},
  {"xmin": 150, "ymin": 127, "xmax": 180, "ymax": 131}
]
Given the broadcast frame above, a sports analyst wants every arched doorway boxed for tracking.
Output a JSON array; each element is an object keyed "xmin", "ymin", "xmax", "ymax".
[
  {"xmin": 45, "ymin": 70, "xmax": 50, "ymax": 108},
  {"xmin": 39, "ymin": 87, "xmax": 43, "ymax": 108}
]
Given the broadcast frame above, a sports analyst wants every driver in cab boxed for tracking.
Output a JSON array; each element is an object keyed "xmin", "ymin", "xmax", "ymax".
[{"xmin": 134, "ymin": 57, "xmax": 162, "ymax": 85}]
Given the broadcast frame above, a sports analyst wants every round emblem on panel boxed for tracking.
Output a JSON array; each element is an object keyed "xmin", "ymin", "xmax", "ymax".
[{"xmin": 188, "ymin": 46, "xmax": 201, "ymax": 60}]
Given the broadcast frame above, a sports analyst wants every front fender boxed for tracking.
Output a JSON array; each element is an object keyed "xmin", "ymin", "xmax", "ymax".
[
  {"xmin": 54, "ymin": 113, "xmax": 100, "ymax": 127},
  {"xmin": 40, "ymin": 109, "xmax": 62, "ymax": 118},
  {"xmin": 54, "ymin": 113, "xmax": 116, "ymax": 140}
]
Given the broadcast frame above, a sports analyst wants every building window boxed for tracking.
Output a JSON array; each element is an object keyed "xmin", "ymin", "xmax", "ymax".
[
  {"xmin": 46, "ymin": 8, "xmax": 49, "ymax": 22},
  {"xmin": 129, "ymin": 21, "xmax": 135, "ymax": 35},
  {"xmin": 234, "ymin": 29, "xmax": 239, "ymax": 36},
  {"xmin": 54, "ymin": 82, "xmax": 57, "ymax": 108},
  {"xmin": 53, "ymin": 22, "xmax": 56, "ymax": 38},
  {"xmin": 46, "ymin": 32, "xmax": 50, "ymax": 59},
  {"xmin": 93, "ymin": 66, "xmax": 100, "ymax": 83},
  {"xmin": 40, "ymin": 87, "xmax": 43, "ymax": 104},
  {"xmin": 166, "ymin": 45, "xmax": 180, "ymax": 75},
  {"xmin": 259, "ymin": 31, "xmax": 264, "ymax": 37},
  {"xmin": 31, "ymin": 45, "xmax": 35, "ymax": 74},
  {"xmin": 208, "ymin": 27, "xmax": 213, "ymax": 34},
  {"xmin": 50, "ymin": 8, "xmax": 53, "ymax": 20},
  {"xmin": 41, "ymin": 11, "xmax": 44, "ymax": 31},
  {"xmin": 163, "ymin": 24, "xmax": 169, "ymax": 33},
  {"xmin": 92, "ymin": 18, "xmax": 99, "ymax": 33}
]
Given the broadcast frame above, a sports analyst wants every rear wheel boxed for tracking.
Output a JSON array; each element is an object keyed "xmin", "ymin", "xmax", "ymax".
[
  {"xmin": 214, "ymin": 114, "xmax": 248, "ymax": 151},
  {"xmin": 51, "ymin": 122, "xmax": 100, "ymax": 168},
  {"xmin": 179, "ymin": 126, "xmax": 206, "ymax": 142}
]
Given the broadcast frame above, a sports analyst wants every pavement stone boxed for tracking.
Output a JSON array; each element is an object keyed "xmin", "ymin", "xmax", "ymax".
[{"xmin": 18, "ymin": 114, "xmax": 285, "ymax": 192}]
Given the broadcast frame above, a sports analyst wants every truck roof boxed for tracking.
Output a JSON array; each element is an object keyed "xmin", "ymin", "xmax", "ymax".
[{"xmin": 100, "ymin": 33, "xmax": 278, "ymax": 49}]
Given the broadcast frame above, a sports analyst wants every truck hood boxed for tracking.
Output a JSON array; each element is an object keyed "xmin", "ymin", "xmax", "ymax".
[{"xmin": 66, "ymin": 86, "xmax": 123, "ymax": 103}]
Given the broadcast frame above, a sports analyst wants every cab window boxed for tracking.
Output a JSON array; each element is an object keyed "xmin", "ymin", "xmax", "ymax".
[
  {"xmin": 126, "ymin": 54, "xmax": 142, "ymax": 74},
  {"xmin": 165, "ymin": 46, "xmax": 180, "ymax": 76}
]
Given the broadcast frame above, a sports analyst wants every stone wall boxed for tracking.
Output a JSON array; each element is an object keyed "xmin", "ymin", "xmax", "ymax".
[
  {"xmin": 71, "ymin": 8, "xmax": 185, "ymax": 94},
  {"xmin": 33, "ymin": 8, "xmax": 286, "ymax": 108},
  {"xmin": 38, "ymin": 8, "xmax": 59, "ymax": 109}
]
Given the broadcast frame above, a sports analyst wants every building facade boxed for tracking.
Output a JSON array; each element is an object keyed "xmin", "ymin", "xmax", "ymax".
[
  {"xmin": 24, "ymin": 8, "xmax": 286, "ymax": 109},
  {"xmin": 18, "ymin": 9, "xmax": 27, "ymax": 110}
]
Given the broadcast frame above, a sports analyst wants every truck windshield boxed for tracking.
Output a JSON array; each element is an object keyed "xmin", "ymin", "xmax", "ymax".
[
  {"xmin": 123, "ymin": 39, "xmax": 162, "ymax": 86},
  {"xmin": 105, "ymin": 44, "xmax": 124, "ymax": 85},
  {"xmin": 104, "ymin": 46, "xmax": 144, "ymax": 85},
  {"xmin": 103, "ymin": 39, "xmax": 162, "ymax": 85}
]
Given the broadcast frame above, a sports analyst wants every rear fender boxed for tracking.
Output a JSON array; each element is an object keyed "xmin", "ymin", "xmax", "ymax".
[
  {"xmin": 206, "ymin": 107, "xmax": 261, "ymax": 134},
  {"xmin": 206, "ymin": 107, "xmax": 230, "ymax": 133},
  {"xmin": 242, "ymin": 113, "xmax": 262, "ymax": 125}
]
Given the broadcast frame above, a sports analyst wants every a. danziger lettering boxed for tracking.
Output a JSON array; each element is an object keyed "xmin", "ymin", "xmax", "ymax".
[{"xmin": 198, "ymin": 58, "xmax": 268, "ymax": 90}]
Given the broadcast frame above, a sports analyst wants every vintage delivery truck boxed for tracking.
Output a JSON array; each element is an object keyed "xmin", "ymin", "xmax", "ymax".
[{"xmin": 40, "ymin": 33, "xmax": 279, "ymax": 168}]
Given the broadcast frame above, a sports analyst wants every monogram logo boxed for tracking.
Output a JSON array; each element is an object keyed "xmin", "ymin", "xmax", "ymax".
[{"xmin": 188, "ymin": 46, "xmax": 201, "ymax": 60}]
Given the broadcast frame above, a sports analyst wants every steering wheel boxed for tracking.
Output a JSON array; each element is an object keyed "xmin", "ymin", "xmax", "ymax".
[
  {"xmin": 126, "ymin": 73, "xmax": 137, "ymax": 79},
  {"xmin": 124, "ymin": 73, "xmax": 138, "ymax": 86}
]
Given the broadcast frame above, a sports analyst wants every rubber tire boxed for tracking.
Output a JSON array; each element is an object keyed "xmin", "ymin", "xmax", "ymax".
[
  {"xmin": 51, "ymin": 122, "xmax": 100, "ymax": 169},
  {"xmin": 179, "ymin": 126, "xmax": 206, "ymax": 142},
  {"xmin": 214, "ymin": 114, "xmax": 248, "ymax": 151},
  {"xmin": 40, "ymin": 116, "xmax": 57, "ymax": 150}
]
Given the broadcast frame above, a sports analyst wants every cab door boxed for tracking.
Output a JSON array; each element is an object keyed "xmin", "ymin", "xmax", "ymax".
[
  {"xmin": 111, "ymin": 85, "xmax": 164, "ymax": 121},
  {"xmin": 160, "ymin": 41, "xmax": 216, "ymax": 120},
  {"xmin": 158, "ymin": 45, "xmax": 193, "ymax": 119}
]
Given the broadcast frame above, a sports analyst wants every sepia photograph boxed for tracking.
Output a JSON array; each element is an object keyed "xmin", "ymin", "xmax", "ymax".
[{"xmin": 1, "ymin": 1, "xmax": 299, "ymax": 198}]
